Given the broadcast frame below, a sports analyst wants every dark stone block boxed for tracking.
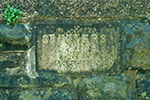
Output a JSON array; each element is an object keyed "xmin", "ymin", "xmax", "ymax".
[
  {"xmin": 122, "ymin": 19, "xmax": 150, "ymax": 70},
  {"xmin": 0, "ymin": 87, "xmax": 76, "ymax": 100},
  {"xmin": 77, "ymin": 70, "xmax": 137, "ymax": 100},
  {"xmin": 137, "ymin": 73, "xmax": 150, "ymax": 100},
  {"xmin": 0, "ymin": 70, "xmax": 69, "ymax": 88},
  {"xmin": 0, "ymin": 51, "xmax": 25, "ymax": 69},
  {"xmin": 0, "ymin": 24, "xmax": 32, "ymax": 47}
]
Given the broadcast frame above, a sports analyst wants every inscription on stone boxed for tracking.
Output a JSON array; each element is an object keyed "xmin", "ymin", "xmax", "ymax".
[{"xmin": 38, "ymin": 27, "xmax": 120, "ymax": 73}]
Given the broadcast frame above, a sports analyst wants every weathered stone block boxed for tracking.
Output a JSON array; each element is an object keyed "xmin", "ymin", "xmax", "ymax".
[
  {"xmin": 123, "ymin": 19, "xmax": 150, "ymax": 70},
  {"xmin": 37, "ymin": 20, "xmax": 121, "ymax": 73},
  {"xmin": 78, "ymin": 70, "xmax": 137, "ymax": 100},
  {"xmin": 0, "ymin": 87, "xmax": 76, "ymax": 100},
  {"xmin": 0, "ymin": 24, "xmax": 32, "ymax": 47},
  {"xmin": 137, "ymin": 73, "xmax": 150, "ymax": 100},
  {"xmin": 0, "ymin": 51, "xmax": 25, "ymax": 69},
  {"xmin": 0, "ymin": 23, "xmax": 38, "ymax": 85},
  {"xmin": 0, "ymin": 70, "xmax": 69, "ymax": 87}
]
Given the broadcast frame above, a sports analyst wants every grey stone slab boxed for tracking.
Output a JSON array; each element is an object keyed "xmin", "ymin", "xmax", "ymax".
[{"xmin": 0, "ymin": 24, "xmax": 32, "ymax": 47}]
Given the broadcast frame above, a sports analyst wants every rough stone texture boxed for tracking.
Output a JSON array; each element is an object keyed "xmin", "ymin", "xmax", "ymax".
[
  {"xmin": 37, "ymin": 19, "xmax": 121, "ymax": 73},
  {"xmin": 0, "ymin": 24, "xmax": 32, "ymax": 47},
  {"xmin": 0, "ymin": 51, "xmax": 25, "ymax": 69},
  {"xmin": 0, "ymin": 22, "xmax": 37, "ymax": 80},
  {"xmin": 0, "ymin": 71, "xmax": 69, "ymax": 88},
  {"xmin": 0, "ymin": 0, "xmax": 150, "ymax": 22},
  {"xmin": 0, "ymin": 71, "xmax": 136, "ymax": 100},
  {"xmin": 122, "ymin": 19, "xmax": 150, "ymax": 70},
  {"xmin": 0, "ymin": 23, "xmax": 38, "ymax": 97},
  {"xmin": 0, "ymin": 0, "xmax": 149, "ymax": 99},
  {"xmin": 78, "ymin": 70, "xmax": 137, "ymax": 100},
  {"xmin": 137, "ymin": 73, "xmax": 150, "ymax": 100},
  {"xmin": 0, "ymin": 87, "xmax": 76, "ymax": 100},
  {"xmin": 1, "ymin": 0, "xmax": 150, "ymax": 18}
]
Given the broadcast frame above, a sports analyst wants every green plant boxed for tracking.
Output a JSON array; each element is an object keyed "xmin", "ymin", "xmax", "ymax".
[{"xmin": 3, "ymin": 5, "xmax": 22, "ymax": 25}]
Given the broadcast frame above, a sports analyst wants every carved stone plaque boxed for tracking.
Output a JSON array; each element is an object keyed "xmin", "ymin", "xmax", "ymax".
[{"xmin": 38, "ymin": 25, "xmax": 120, "ymax": 73}]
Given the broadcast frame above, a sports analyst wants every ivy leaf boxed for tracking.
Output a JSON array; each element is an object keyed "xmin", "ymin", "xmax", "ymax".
[
  {"xmin": 19, "ymin": 11, "xmax": 22, "ymax": 14},
  {"xmin": 10, "ymin": 7, "xmax": 14, "ymax": 12},
  {"xmin": 13, "ymin": 18, "xmax": 16, "ymax": 21},
  {"xmin": 7, "ymin": 18, "xmax": 11, "ymax": 22},
  {"xmin": 7, "ymin": 22, "xmax": 10, "ymax": 25},
  {"xmin": 18, "ymin": 15, "xmax": 22, "ymax": 18},
  {"xmin": 14, "ymin": 8, "xmax": 17, "ymax": 12},
  {"xmin": 4, "ymin": 5, "xmax": 23, "ymax": 25},
  {"xmin": 4, "ymin": 17, "xmax": 6, "ymax": 20},
  {"xmin": 8, "ymin": 12, "xmax": 11, "ymax": 16},
  {"xmin": 4, "ymin": 10, "xmax": 8, "ymax": 14},
  {"xmin": 4, "ymin": 15, "xmax": 7, "ymax": 18},
  {"xmin": 16, "ymin": 20, "xmax": 18, "ymax": 23},
  {"xmin": 16, "ymin": 16, "xmax": 19, "ymax": 18},
  {"xmin": 5, "ymin": 8, "xmax": 8, "ymax": 12},
  {"xmin": 7, "ymin": 5, "xmax": 11, "ymax": 8},
  {"xmin": 11, "ymin": 13, "xmax": 15, "ymax": 17}
]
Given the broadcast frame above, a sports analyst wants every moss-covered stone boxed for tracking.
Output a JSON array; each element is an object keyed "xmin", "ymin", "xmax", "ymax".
[
  {"xmin": 0, "ymin": 87, "xmax": 76, "ymax": 100},
  {"xmin": 0, "ymin": 70, "xmax": 69, "ymax": 88},
  {"xmin": 78, "ymin": 71, "xmax": 137, "ymax": 100},
  {"xmin": 137, "ymin": 74, "xmax": 150, "ymax": 100},
  {"xmin": 123, "ymin": 19, "xmax": 150, "ymax": 70}
]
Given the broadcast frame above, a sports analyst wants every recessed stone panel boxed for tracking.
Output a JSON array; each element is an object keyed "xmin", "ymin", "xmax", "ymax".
[{"xmin": 38, "ymin": 21, "xmax": 121, "ymax": 73}]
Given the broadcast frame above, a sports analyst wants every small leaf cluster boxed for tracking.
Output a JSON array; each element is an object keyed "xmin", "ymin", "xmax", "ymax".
[{"xmin": 3, "ymin": 5, "xmax": 23, "ymax": 25}]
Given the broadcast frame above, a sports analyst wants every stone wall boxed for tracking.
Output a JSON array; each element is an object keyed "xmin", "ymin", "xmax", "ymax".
[{"xmin": 0, "ymin": 0, "xmax": 150, "ymax": 100}]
